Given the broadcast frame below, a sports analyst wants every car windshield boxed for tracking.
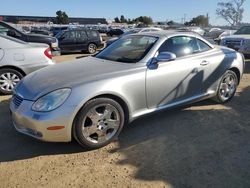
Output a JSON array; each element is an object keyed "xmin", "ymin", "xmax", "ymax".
[
  {"xmin": 96, "ymin": 35, "xmax": 158, "ymax": 63},
  {"xmin": 235, "ymin": 26, "xmax": 250, "ymax": 35},
  {"xmin": 55, "ymin": 31, "xmax": 64, "ymax": 38}
]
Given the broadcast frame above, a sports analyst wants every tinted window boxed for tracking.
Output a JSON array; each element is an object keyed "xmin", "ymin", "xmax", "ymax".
[
  {"xmin": 96, "ymin": 35, "xmax": 158, "ymax": 63},
  {"xmin": 63, "ymin": 31, "xmax": 75, "ymax": 39},
  {"xmin": 76, "ymin": 30, "xmax": 87, "ymax": 39},
  {"xmin": 0, "ymin": 25, "xmax": 9, "ymax": 35},
  {"xmin": 86, "ymin": 30, "xmax": 99, "ymax": 38},
  {"xmin": 197, "ymin": 39, "xmax": 211, "ymax": 52},
  {"xmin": 235, "ymin": 26, "xmax": 250, "ymax": 35},
  {"xmin": 159, "ymin": 36, "xmax": 199, "ymax": 57}
]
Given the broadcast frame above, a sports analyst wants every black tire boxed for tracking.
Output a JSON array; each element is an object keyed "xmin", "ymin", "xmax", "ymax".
[
  {"xmin": 0, "ymin": 68, "xmax": 24, "ymax": 95},
  {"xmin": 74, "ymin": 98, "xmax": 125, "ymax": 149},
  {"xmin": 213, "ymin": 70, "xmax": 238, "ymax": 103},
  {"xmin": 87, "ymin": 43, "xmax": 97, "ymax": 54}
]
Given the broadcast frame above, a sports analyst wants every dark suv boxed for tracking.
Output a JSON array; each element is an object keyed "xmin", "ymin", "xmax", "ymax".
[
  {"xmin": 56, "ymin": 29, "xmax": 104, "ymax": 54},
  {"xmin": 0, "ymin": 21, "xmax": 61, "ymax": 56}
]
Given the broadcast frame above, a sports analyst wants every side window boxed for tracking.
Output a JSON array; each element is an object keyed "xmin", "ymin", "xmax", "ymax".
[
  {"xmin": 76, "ymin": 30, "xmax": 87, "ymax": 39},
  {"xmin": 197, "ymin": 39, "xmax": 212, "ymax": 52},
  {"xmin": 158, "ymin": 36, "xmax": 199, "ymax": 57},
  {"xmin": 86, "ymin": 30, "xmax": 98, "ymax": 38},
  {"xmin": 0, "ymin": 25, "xmax": 9, "ymax": 35},
  {"xmin": 63, "ymin": 31, "xmax": 75, "ymax": 39}
]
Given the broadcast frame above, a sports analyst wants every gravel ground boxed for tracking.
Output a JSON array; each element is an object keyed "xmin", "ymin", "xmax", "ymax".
[{"xmin": 0, "ymin": 55, "xmax": 249, "ymax": 188}]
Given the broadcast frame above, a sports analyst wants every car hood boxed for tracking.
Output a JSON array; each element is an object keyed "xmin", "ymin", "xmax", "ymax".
[
  {"xmin": 222, "ymin": 34, "xmax": 250, "ymax": 40},
  {"xmin": 15, "ymin": 56, "xmax": 140, "ymax": 100}
]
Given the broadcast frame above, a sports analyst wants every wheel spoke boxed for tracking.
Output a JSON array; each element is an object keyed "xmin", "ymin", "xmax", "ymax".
[
  {"xmin": 13, "ymin": 79, "xmax": 20, "ymax": 82},
  {"xmin": 97, "ymin": 131, "xmax": 107, "ymax": 142},
  {"xmin": 100, "ymin": 105, "xmax": 114, "ymax": 119},
  {"xmin": 106, "ymin": 119, "xmax": 119, "ymax": 130},
  {"xmin": 6, "ymin": 73, "xmax": 11, "ymax": 79},
  {"xmin": 83, "ymin": 126, "xmax": 97, "ymax": 137},
  {"xmin": 0, "ymin": 75, "xmax": 8, "ymax": 80},
  {"xmin": 87, "ymin": 108, "xmax": 101, "ymax": 124}
]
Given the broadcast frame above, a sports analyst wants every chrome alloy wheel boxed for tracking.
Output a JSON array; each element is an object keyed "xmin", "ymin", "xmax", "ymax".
[
  {"xmin": 82, "ymin": 103, "xmax": 120, "ymax": 144},
  {"xmin": 0, "ymin": 72, "xmax": 20, "ymax": 92},
  {"xmin": 219, "ymin": 73, "xmax": 237, "ymax": 101}
]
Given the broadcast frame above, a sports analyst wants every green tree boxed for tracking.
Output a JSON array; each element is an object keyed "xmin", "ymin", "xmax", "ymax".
[
  {"xmin": 135, "ymin": 16, "xmax": 153, "ymax": 25},
  {"xmin": 114, "ymin": 17, "xmax": 120, "ymax": 23},
  {"xmin": 120, "ymin": 15, "xmax": 127, "ymax": 23},
  {"xmin": 216, "ymin": 0, "xmax": 246, "ymax": 26},
  {"xmin": 56, "ymin": 10, "xmax": 69, "ymax": 24},
  {"xmin": 186, "ymin": 15, "xmax": 209, "ymax": 26}
]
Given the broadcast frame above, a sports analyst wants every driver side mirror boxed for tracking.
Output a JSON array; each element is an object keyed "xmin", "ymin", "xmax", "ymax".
[
  {"xmin": 149, "ymin": 52, "xmax": 177, "ymax": 69},
  {"xmin": 156, "ymin": 52, "xmax": 176, "ymax": 62}
]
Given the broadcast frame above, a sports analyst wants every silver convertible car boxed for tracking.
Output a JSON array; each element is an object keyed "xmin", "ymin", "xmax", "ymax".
[{"xmin": 10, "ymin": 31, "xmax": 244, "ymax": 149}]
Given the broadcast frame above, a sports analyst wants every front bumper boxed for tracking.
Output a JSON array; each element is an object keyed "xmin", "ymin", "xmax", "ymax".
[{"xmin": 10, "ymin": 96, "xmax": 73, "ymax": 142}]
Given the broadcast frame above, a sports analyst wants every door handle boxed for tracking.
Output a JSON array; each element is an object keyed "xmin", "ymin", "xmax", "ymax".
[{"xmin": 200, "ymin": 60, "xmax": 209, "ymax": 66}]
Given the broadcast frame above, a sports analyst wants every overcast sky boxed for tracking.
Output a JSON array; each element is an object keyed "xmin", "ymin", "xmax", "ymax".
[{"xmin": 1, "ymin": 0, "xmax": 250, "ymax": 25}]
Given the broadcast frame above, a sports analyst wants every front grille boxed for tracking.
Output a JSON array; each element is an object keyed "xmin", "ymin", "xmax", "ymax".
[{"xmin": 12, "ymin": 94, "xmax": 23, "ymax": 108}]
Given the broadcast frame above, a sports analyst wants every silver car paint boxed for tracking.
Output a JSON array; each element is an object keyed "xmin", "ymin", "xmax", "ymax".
[
  {"xmin": 0, "ymin": 35, "xmax": 55, "ymax": 75},
  {"xmin": 11, "ymin": 31, "xmax": 244, "ymax": 142}
]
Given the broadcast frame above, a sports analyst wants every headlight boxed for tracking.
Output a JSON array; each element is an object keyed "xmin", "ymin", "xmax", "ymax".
[{"xmin": 32, "ymin": 88, "xmax": 71, "ymax": 112}]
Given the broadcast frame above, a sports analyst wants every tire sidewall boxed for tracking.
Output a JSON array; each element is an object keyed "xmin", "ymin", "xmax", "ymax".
[
  {"xmin": 0, "ymin": 68, "xmax": 23, "ymax": 95},
  {"xmin": 216, "ymin": 70, "xmax": 238, "ymax": 103},
  {"xmin": 88, "ymin": 43, "xmax": 97, "ymax": 54},
  {"xmin": 74, "ymin": 98, "xmax": 125, "ymax": 149}
]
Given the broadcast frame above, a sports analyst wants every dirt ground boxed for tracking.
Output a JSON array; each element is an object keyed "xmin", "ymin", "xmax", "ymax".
[{"xmin": 0, "ymin": 54, "xmax": 250, "ymax": 188}]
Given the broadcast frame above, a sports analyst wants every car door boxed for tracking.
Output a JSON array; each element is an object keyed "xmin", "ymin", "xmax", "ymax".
[
  {"xmin": 75, "ymin": 30, "xmax": 88, "ymax": 51},
  {"xmin": 146, "ymin": 36, "xmax": 212, "ymax": 109},
  {"xmin": 59, "ymin": 31, "xmax": 76, "ymax": 51},
  {"xmin": 0, "ymin": 48, "xmax": 4, "ymax": 62}
]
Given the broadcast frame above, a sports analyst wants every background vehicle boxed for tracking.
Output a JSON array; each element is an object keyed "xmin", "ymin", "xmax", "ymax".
[
  {"xmin": 178, "ymin": 27, "xmax": 205, "ymax": 35},
  {"xmin": 56, "ymin": 29, "xmax": 104, "ymax": 54},
  {"xmin": 106, "ymin": 27, "xmax": 163, "ymax": 46},
  {"xmin": 30, "ymin": 29, "xmax": 53, "ymax": 36},
  {"xmin": 11, "ymin": 32, "xmax": 244, "ymax": 149},
  {"xmin": 50, "ymin": 26, "xmax": 68, "ymax": 36},
  {"xmin": 221, "ymin": 26, "xmax": 250, "ymax": 56},
  {"xmin": 0, "ymin": 34, "xmax": 54, "ymax": 94},
  {"xmin": 106, "ymin": 28, "xmax": 124, "ymax": 37},
  {"xmin": 0, "ymin": 21, "xmax": 60, "ymax": 56}
]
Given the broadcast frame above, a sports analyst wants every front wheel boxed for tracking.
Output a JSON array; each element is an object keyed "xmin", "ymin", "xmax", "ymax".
[
  {"xmin": 0, "ymin": 68, "xmax": 24, "ymax": 95},
  {"xmin": 74, "ymin": 98, "xmax": 125, "ymax": 149},
  {"xmin": 213, "ymin": 70, "xmax": 238, "ymax": 103}
]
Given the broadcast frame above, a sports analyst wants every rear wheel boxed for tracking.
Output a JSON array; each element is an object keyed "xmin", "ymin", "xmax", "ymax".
[
  {"xmin": 0, "ymin": 68, "xmax": 24, "ymax": 95},
  {"xmin": 87, "ymin": 43, "xmax": 97, "ymax": 54},
  {"xmin": 213, "ymin": 70, "xmax": 238, "ymax": 103},
  {"xmin": 74, "ymin": 98, "xmax": 125, "ymax": 149}
]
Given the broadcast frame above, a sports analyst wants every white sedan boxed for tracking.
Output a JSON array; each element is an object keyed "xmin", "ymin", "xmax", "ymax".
[{"xmin": 0, "ymin": 34, "xmax": 55, "ymax": 94}]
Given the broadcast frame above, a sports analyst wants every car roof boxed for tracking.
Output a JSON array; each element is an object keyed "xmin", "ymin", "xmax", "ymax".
[
  {"xmin": 132, "ymin": 30, "xmax": 201, "ymax": 38},
  {"xmin": 129, "ymin": 30, "xmax": 214, "ymax": 48}
]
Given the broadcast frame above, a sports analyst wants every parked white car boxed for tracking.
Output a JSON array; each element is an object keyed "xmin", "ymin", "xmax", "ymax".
[
  {"xmin": 220, "ymin": 26, "xmax": 250, "ymax": 56},
  {"xmin": 0, "ymin": 34, "xmax": 55, "ymax": 94}
]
